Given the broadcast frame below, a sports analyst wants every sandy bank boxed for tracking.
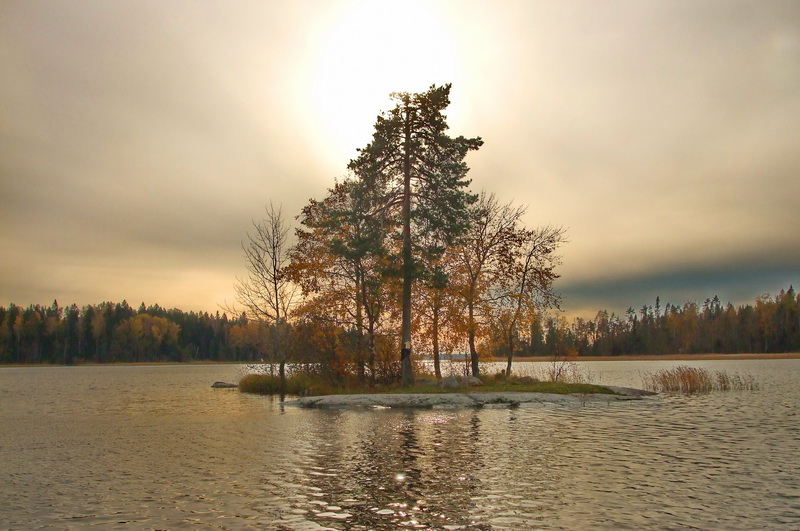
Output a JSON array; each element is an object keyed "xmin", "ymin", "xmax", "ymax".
[{"xmin": 288, "ymin": 386, "xmax": 655, "ymax": 409}]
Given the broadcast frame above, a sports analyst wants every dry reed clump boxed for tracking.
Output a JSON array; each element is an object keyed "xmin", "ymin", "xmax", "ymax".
[{"xmin": 642, "ymin": 365, "xmax": 759, "ymax": 395}]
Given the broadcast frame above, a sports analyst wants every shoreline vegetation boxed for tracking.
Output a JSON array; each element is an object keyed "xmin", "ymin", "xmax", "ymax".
[{"xmin": 238, "ymin": 371, "xmax": 622, "ymax": 398}]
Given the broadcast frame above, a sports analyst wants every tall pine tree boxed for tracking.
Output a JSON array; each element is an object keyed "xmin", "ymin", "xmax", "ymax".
[{"xmin": 348, "ymin": 84, "xmax": 482, "ymax": 384}]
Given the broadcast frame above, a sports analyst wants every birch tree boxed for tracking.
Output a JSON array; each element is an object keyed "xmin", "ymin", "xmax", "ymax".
[
  {"xmin": 452, "ymin": 193, "xmax": 526, "ymax": 377},
  {"xmin": 496, "ymin": 225, "xmax": 565, "ymax": 375},
  {"xmin": 234, "ymin": 202, "xmax": 298, "ymax": 386}
]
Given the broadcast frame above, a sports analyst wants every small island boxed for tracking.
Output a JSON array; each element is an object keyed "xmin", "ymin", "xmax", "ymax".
[
  {"xmin": 238, "ymin": 371, "xmax": 656, "ymax": 409},
  {"xmin": 235, "ymin": 362, "xmax": 765, "ymax": 407}
]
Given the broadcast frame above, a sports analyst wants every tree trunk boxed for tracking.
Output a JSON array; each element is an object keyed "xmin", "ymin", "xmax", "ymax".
[
  {"xmin": 279, "ymin": 359, "xmax": 286, "ymax": 399},
  {"xmin": 355, "ymin": 276, "xmax": 366, "ymax": 383},
  {"xmin": 367, "ymin": 322, "xmax": 376, "ymax": 385},
  {"xmin": 275, "ymin": 320, "xmax": 286, "ymax": 395},
  {"xmin": 506, "ymin": 306, "xmax": 523, "ymax": 376},
  {"xmin": 468, "ymin": 300, "xmax": 479, "ymax": 377},
  {"xmin": 358, "ymin": 266, "xmax": 377, "ymax": 384},
  {"xmin": 505, "ymin": 328, "xmax": 514, "ymax": 376},
  {"xmin": 432, "ymin": 304, "xmax": 441, "ymax": 380},
  {"xmin": 400, "ymin": 109, "xmax": 414, "ymax": 386}
]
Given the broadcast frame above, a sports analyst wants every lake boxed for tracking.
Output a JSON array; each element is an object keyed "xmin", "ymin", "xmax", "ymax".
[{"xmin": 1, "ymin": 360, "xmax": 798, "ymax": 529}]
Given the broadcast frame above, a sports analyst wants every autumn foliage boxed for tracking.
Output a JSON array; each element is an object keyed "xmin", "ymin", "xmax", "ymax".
[{"xmin": 225, "ymin": 84, "xmax": 565, "ymax": 385}]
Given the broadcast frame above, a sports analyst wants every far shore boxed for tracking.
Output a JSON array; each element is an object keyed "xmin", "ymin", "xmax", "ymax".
[
  {"xmin": 1, "ymin": 352, "xmax": 797, "ymax": 369},
  {"xmin": 504, "ymin": 353, "xmax": 800, "ymax": 362}
]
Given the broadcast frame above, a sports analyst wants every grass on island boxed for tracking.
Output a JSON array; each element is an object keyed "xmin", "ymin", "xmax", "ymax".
[
  {"xmin": 238, "ymin": 372, "xmax": 617, "ymax": 397},
  {"xmin": 642, "ymin": 365, "xmax": 759, "ymax": 395}
]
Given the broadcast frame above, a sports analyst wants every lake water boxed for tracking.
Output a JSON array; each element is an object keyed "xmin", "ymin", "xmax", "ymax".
[{"xmin": 1, "ymin": 360, "xmax": 798, "ymax": 530}]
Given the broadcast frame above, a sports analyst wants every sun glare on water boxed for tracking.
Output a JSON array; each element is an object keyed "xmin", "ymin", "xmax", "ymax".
[{"xmin": 305, "ymin": 0, "xmax": 460, "ymax": 168}]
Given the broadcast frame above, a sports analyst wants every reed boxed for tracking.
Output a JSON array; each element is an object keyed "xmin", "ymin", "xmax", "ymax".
[{"xmin": 642, "ymin": 365, "xmax": 759, "ymax": 394}]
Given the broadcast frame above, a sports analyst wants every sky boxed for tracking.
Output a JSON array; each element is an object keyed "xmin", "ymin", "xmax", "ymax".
[{"xmin": 2, "ymin": 0, "xmax": 799, "ymax": 320}]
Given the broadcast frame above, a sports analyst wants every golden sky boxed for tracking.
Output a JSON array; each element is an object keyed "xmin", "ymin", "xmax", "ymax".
[{"xmin": 1, "ymin": 0, "xmax": 799, "ymax": 318}]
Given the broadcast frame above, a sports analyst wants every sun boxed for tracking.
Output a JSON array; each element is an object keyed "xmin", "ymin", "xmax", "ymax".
[{"xmin": 304, "ymin": 0, "xmax": 460, "ymax": 170}]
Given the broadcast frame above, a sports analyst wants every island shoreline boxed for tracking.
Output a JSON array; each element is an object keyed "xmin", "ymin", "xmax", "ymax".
[{"xmin": 288, "ymin": 385, "xmax": 656, "ymax": 409}]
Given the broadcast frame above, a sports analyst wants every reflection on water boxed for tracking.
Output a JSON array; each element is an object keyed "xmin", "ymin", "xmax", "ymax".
[
  {"xmin": 286, "ymin": 409, "xmax": 491, "ymax": 528},
  {"xmin": 1, "ymin": 361, "xmax": 799, "ymax": 529}
]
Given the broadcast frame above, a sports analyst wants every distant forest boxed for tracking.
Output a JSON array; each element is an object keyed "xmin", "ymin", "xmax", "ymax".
[
  {"xmin": 1, "ymin": 286, "xmax": 797, "ymax": 366},
  {"xmin": 532, "ymin": 286, "xmax": 800, "ymax": 358}
]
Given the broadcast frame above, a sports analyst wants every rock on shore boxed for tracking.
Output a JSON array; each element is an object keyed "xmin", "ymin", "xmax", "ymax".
[{"xmin": 288, "ymin": 387, "xmax": 655, "ymax": 409}]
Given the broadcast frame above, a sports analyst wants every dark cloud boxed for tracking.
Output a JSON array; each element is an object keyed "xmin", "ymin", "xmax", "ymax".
[{"xmin": 560, "ymin": 250, "xmax": 800, "ymax": 318}]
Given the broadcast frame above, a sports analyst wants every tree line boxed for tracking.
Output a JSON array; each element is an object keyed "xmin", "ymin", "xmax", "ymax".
[
  {"xmin": 2, "ymin": 286, "xmax": 796, "ymax": 368},
  {"xmin": 0, "ymin": 300, "xmax": 264, "ymax": 365},
  {"xmin": 511, "ymin": 286, "xmax": 800, "ymax": 359}
]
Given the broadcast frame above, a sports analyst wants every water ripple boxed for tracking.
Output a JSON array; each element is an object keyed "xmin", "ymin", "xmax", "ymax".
[{"xmin": 2, "ymin": 362, "xmax": 799, "ymax": 529}]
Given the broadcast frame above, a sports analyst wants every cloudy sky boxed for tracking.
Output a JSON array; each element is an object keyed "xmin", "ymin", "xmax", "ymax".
[{"xmin": 2, "ymin": 0, "xmax": 799, "ymax": 319}]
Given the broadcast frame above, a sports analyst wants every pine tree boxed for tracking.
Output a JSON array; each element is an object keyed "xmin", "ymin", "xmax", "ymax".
[{"xmin": 348, "ymin": 84, "xmax": 482, "ymax": 384}]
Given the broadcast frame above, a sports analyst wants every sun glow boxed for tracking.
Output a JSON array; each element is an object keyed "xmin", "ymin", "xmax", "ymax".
[{"xmin": 305, "ymin": 0, "xmax": 460, "ymax": 169}]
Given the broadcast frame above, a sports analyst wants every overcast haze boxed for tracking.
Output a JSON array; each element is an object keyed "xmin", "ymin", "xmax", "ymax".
[{"xmin": 2, "ymin": 0, "xmax": 799, "ymax": 319}]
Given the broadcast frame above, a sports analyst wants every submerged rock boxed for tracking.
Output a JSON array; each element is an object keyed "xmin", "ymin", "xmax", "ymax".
[
  {"xmin": 211, "ymin": 381, "xmax": 237, "ymax": 388},
  {"xmin": 603, "ymin": 386, "xmax": 657, "ymax": 397}
]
